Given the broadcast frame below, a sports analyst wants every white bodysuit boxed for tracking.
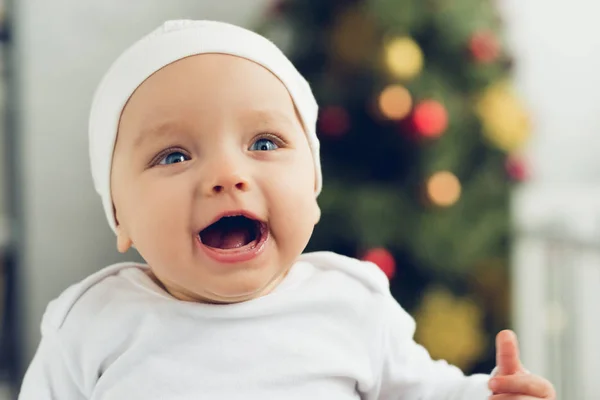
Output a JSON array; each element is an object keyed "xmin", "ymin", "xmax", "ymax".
[{"xmin": 19, "ymin": 251, "xmax": 492, "ymax": 399}]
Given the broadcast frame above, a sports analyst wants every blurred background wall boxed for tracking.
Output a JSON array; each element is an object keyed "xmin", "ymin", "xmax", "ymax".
[
  {"xmin": 0, "ymin": 0, "xmax": 598, "ymax": 399},
  {"xmin": 501, "ymin": 0, "xmax": 600, "ymax": 181},
  {"xmin": 502, "ymin": 1, "xmax": 600, "ymax": 397}
]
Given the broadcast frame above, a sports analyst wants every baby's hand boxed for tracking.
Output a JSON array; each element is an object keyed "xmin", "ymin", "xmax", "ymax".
[{"xmin": 488, "ymin": 330, "xmax": 555, "ymax": 399}]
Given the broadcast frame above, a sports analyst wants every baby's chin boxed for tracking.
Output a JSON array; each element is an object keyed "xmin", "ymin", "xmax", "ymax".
[
  {"xmin": 197, "ymin": 289, "xmax": 270, "ymax": 304},
  {"xmin": 166, "ymin": 269, "xmax": 288, "ymax": 304}
]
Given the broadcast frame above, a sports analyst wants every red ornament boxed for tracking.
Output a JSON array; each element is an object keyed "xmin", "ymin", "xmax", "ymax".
[
  {"xmin": 361, "ymin": 248, "xmax": 396, "ymax": 279},
  {"xmin": 505, "ymin": 155, "xmax": 528, "ymax": 181},
  {"xmin": 469, "ymin": 30, "xmax": 501, "ymax": 64},
  {"xmin": 411, "ymin": 100, "xmax": 449, "ymax": 138},
  {"xmin": 318, "ymin": 106, "xmax": 350, "ymax": 137}
]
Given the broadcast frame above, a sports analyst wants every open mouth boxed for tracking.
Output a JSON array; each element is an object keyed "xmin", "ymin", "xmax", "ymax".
[{"xmin": 199, "ymin": 215, "xmax": 266, "ymax": 250}]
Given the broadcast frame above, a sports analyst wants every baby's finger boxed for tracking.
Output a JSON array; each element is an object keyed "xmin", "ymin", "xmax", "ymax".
[
  {"xmin": 495, "ymin": 330, "xmax": 522, "ymax": 375},
  {"xmin": 489, "ymin": 374, "xmax": 555, "ymax": 398}
]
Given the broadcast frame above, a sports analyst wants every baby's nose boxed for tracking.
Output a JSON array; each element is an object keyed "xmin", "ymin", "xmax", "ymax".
[
  {"xmin": 210, "ymin": 175, "xmax": 249, "ymax": 194},
  {"xmin": 202, "ymin": 158, "xmax": 250, "ymax": 196}
]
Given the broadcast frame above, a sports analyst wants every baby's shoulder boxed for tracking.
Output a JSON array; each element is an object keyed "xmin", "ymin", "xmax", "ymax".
[
  {"xmin": 40, "ymin": 262, "xmax": 148, "ymax": 335},
  {"xmin": 297, "ymin": 251, "xmax": 407, "ymax": 336},
  {"xmin": 298, "ymin": 251, "xmax": 391, "ymax": 297}
]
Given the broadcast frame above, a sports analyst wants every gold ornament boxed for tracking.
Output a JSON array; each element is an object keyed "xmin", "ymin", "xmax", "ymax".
[
  {"xmin": 331, "ymin": 6, "xmax": 378, "ymax": 67},
  {"xmin": 415, "ymin": 286, "xmax": 486, "ymax": 371},
  {"xmin": 384, "ymin": 37, "xmax": 424, "ymax": 80},
  {"xmin": 426, "ymin": 171, "xmax": 461, "ymax": 207},
  {"xmin": 378, "ymin": 84, "xmax": 413, "ymax": 120},
  {"xmin": 475, "ymin": 81, "xmax": 530, "ymax": 152}
]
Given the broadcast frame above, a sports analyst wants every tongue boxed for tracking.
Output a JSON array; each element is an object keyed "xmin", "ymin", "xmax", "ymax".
[{"xmin": 202, "ymin": 227, "xmax": 253, "ymax": 249}]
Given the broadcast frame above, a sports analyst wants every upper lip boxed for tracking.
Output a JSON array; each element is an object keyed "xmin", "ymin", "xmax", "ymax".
[{"xmin": 199, "ymin": 209, "xmax": 265, "ymax": 232}]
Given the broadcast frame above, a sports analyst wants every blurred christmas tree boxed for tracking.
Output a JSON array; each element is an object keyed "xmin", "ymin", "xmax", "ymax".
[{"xmin": 260, "ymin": 0, "xmax": 530, "ymax": 373}]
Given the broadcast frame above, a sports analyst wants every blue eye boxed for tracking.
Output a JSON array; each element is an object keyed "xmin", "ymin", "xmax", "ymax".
[
  {"xmin": 159, "ymin": 151, "xmax": 189, "ymax": 165},
  {"xmin": 250, "ymin": 138, "xmax": 279, "ymax": 151}
]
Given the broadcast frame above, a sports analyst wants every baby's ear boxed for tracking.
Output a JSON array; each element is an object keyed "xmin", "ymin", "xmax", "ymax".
[
  {"xmin": 312, "ymin": 200, "xmax": 321, "ymax": 225},
  {"xmin": 114, "ymin": 215, "xmax": 133, "ymax": 253},
  {"xmin": 116, "ymin": 226, "xmax": 133, "ymax": 253}
]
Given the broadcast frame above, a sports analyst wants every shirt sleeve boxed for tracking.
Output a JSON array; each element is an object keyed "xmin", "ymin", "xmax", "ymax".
[
  {"xmin": 18, "ymin": 297, "xmax": 89, "ymax": 400},
  {"xmin": 18, "ymin": 329, "xmax": 87, "ymax": 400},
  {"xmin": 371, "ymin": 294, "xmax": 492, "ymax": 400}
]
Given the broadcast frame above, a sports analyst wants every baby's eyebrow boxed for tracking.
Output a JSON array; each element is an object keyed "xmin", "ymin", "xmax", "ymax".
[
  {"xmin": 243, "ymin": 109, "xmax": 300, "ymax": 130},
  {"xmin": 134, "ymin": 121, "xmax": 184, "ymax": 148},
  {"xmin": 132, "ymin": 109, "xmax": 301, "ymax": 148}
]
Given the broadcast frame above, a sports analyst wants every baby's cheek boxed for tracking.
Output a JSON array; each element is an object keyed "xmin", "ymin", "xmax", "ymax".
[
  {"xmin": 276, "ymin": 191, "xmax": 317, "ymax": 248},
  {"xmin": 130, "ymin": 191, "xmax": 187, "ymax": 248}
]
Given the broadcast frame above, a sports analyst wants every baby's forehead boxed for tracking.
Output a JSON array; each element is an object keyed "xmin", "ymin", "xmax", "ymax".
[
  {"xmin": 117, "ymin": 55, "xmax": 305, "ymax": 142},
  {"xmin": 124, "ymin": 55, "xmax": 295, "ymax": 114}
]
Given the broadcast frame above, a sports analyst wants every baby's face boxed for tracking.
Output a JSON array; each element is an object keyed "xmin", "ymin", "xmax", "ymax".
[{"xmin": 111, "ymin": 54, "xmax": 320, "ymax": 303}]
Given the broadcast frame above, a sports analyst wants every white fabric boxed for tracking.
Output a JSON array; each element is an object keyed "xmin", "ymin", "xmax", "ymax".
[
  {"xmin": 19, "ymin": 252, "xmax": 492, "ymax": 400},
  {"xmin": 88, "ymin": 20, "xmax": 322, "ymax": 233}
]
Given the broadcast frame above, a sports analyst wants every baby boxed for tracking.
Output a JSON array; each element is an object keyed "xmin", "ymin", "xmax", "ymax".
[{"xmin": 19, "ymin": 20, "xmax": 555, "ymax": 399}]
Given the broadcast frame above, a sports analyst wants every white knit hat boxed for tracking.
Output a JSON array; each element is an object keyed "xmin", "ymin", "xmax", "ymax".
[{"xmin": 89, "ymin": 20, "xmax": 321, "ymax": 234}]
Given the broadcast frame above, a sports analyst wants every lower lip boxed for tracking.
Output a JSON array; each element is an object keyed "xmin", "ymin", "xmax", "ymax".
[{"xmin": 197, "ymin": 225, "xmax": 269, "ymax": 264}]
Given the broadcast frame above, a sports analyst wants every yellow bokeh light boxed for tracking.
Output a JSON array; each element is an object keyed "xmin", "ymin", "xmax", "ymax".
[
  {"xmin": 378, "ymin": 85, "xmax": 413, "ymax": 120},
  {"xmin": 414, "ymin": 286, "xmax": 486, "ymax": 371},
  {"xmin": 426, "ymin": 171, "xmax": 461, "ymax": 207},
  {"xmin": 385, "ymin": 37, "xmax": 424, "ymax": 80},
  {"xmin": 475, "ymin": 81, "xmax": 530, "ymax": 152}
]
